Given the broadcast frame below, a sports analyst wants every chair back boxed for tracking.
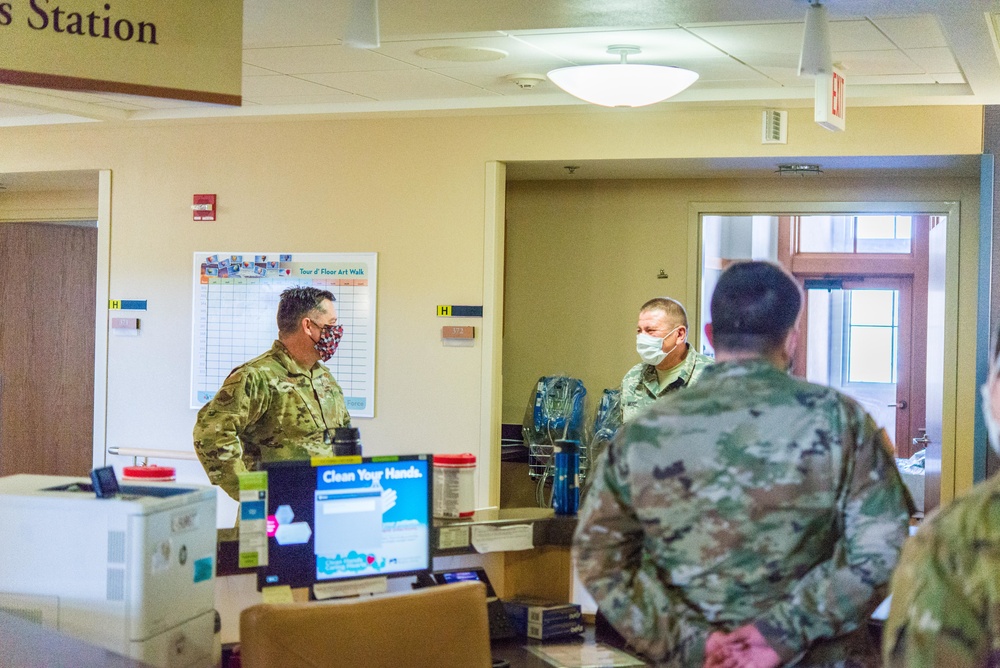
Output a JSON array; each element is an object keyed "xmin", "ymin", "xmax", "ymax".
[{"xmin": 240, "ymin": 581, "xmax": 492, "ymax": 668}]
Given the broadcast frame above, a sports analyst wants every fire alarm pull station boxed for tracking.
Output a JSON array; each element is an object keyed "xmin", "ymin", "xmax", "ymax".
[{"xmin": 192, "ymin": 194, "xmax": 216, "ymax": 221}]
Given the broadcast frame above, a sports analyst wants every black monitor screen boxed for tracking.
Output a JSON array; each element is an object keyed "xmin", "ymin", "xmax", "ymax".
[{"xmin": 258, "ymin": 455, "xmax": 432, "ymax": 589}]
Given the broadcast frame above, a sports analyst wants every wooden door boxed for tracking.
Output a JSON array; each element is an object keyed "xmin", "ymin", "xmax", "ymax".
[
  {"xmin": 0, "ymin": 222, "xmax": 97, "ymax": 476},
  {"xmin": 796, "ymin": 276, "xmax": 916, "ymax": 456}
]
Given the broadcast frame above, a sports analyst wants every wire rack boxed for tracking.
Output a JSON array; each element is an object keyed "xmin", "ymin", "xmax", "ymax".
[
  {"xmin": 527, "ymin": 441, "xmax": 590, "ymax": 481},
  {"xmin": 526, "ymin": 434, "xmax": 591, "ymax": 508}
]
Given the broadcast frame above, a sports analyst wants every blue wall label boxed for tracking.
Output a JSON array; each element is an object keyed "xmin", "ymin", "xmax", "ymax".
[
  {"xmin": 436, "ymin": 305, "xmax": 483, "ymax": 317},
  {"xmin": 109, "ymin": 299, "xmax": 147, "ymax": 310},
  {"xmin": 193, "ymin": 557, "xmax": 214, "ymax": 583}
]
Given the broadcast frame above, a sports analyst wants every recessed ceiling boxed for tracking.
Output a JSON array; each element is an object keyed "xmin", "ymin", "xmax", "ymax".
[
  {"xmin": 504, "ymin": 155, "xmax": 983, "ymax": 181},
  {"xmin": 0, "ymin": 0, "xmax": 998, "ymax": 126}
]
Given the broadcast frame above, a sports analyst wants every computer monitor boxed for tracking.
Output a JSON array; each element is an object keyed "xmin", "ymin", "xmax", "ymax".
[{"xmin": 258, "ymin": 455, "xmax": 432, "ymax": 590}]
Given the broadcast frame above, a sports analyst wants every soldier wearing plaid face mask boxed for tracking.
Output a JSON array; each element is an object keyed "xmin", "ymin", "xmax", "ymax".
[{"xmin": 194, "ymin": 286, "xmax": 351, "ymax": 501}]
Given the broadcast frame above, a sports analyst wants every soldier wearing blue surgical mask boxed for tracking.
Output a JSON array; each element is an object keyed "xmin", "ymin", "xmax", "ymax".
[{"xmin": 620, "ymin": 297, "xmax": 714, "ymax": 422}]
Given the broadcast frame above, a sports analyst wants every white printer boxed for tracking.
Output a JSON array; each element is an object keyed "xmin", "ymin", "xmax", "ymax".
[{"xmin": 0, "ymin": 474, "xmax": 217, "ymax": 668}]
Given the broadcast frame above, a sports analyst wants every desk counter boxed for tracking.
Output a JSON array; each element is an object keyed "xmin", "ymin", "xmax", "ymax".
[{"xmin": 0, "ymin": 611, "xmax": 154, "ymax": 668}]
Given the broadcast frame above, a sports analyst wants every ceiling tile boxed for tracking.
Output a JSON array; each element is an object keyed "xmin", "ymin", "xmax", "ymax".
[
  {"xmin": 298, "ymin": 70, "xmax": 500, "ymax": 100},
  {"xmin": 375, "ymin": 34, "xmax": 574, "ymax": 70},
  {"xmin": 511, "ymin": 28, "xmax": 727, "ymax": 64},
  {"xmin": 827, "ymin": 20, "xmax": 899, "ymax": 51},
  {"xmin": 243, "ymin": 63, "xmax": 278, "ymax": 77},
  {"xmin": 243, "ymin": 0, "xmax": 344, "ymax": 49},
  {"xmin": 242, "ymin": 75, "xmax": 346, "ymax": 97},
  {"xmin": 930, "ymin": 72, "xmax": 967, "ymax": 84},
  {"xmin": 690, "ymin": 20, "xmax": 895, "ymax": 59},
  {"xmin": 904, "ymin": 47, "xmax": 961, "ymax": 74},
  {"xmin": 747, "ymin": 66, "xmax": 817, "ymax": 87},
  {"xmin": 868, "ymin": 15, "xmax": 949, "ymax": 49},
  {"xmin": 243, "ymin": 45, "xmax": 415, "ymax": 75},
  {"xmin": 687, "ymin": 23, "xmax": 803, "ymax": 56},
  {"xmin": 835, "ymin": 49, "xmax": 922, "ymax": 76}
]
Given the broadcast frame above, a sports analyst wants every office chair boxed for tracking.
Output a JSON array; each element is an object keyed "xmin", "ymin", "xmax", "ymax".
[{"xmin": 239, "ymin": 581, "xmax": 492, "ymax": 668}]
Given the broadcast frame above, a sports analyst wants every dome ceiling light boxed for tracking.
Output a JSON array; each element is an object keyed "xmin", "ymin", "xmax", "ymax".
[{"xmin": 547, "ymin": 45, "xmax": 699, "ymax": 108}]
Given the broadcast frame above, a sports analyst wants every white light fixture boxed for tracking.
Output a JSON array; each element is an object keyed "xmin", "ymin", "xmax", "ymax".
[
  {"xmin": 798, "ymin": 1, "xmax": 833, "ymax": 76},
  {"xmin": 547, "ymin": 45, "xmax": 699, "ymax": 108}
]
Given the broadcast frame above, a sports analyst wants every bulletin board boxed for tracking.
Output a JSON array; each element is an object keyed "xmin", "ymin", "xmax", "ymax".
[{"xmin": 190, "ymin": 252, "xmax": 377, "ymax": 417}]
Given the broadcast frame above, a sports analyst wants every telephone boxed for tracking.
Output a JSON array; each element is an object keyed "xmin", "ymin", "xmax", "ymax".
[{"xmin": 414, "ymin": 568, "xmax": 516, "ymax": 640}]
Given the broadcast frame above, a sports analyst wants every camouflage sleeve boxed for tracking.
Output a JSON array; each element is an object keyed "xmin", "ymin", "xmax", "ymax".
[
  {"xmin": 192, "ymin": 367, "xmax": 271, "ymax": 500},
  {"xmin": 882, "ymin": 526, "xmax": 990, "ymax": 667},
  {"xmin": 573, "ymin": 439, "xmax": 710, "ymax": 664},
  {"xmin": 753, "ymin": 409, "xmax": 912, "ymax": 663}
]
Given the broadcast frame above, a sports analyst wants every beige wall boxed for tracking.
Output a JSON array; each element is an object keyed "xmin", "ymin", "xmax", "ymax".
[{"xmin": 0, "ymin": 104, "xmax": 984, "ymax": 507}]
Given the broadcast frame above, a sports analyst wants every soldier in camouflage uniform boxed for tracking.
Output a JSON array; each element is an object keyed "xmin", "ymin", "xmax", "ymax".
[
  {"xmin": 622, "ymin": 297, "xmax": 714, "ymax": 422},
  {"xmin": 575, "ymin": 261, "xmax": 912, "ymax": 668},
  {"xmin": 882, "ymin": 330, "xmax": 1000, "ymax": 667},
  {"xmin": 194, "ymin": 287, "xmax": 351, "ymax": 500}
]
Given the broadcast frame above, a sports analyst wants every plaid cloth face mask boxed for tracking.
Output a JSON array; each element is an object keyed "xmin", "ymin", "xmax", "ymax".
[{"xmin": 315, "ymin": 323, "xmax": 344, "ymax": 361}]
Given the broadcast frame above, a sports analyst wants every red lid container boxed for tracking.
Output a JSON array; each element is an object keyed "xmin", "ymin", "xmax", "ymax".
[
  {"xmin": 432, "ymin": 453, "xmax": 476, "ymax": 468},
  {"xmin": 122, "ymin": 465, "xmax": 176, "ymax": 481}
]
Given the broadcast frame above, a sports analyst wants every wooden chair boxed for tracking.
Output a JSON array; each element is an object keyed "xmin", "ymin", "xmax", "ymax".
[{"xmin": 239, "ymin": 581, "xmax": 492, "ymax": 668}]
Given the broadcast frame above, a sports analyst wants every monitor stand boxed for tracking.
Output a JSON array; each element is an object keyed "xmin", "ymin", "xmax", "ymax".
[{"xmin": 313, "ymin": 576, "xmax": 388, "ymax": 600}]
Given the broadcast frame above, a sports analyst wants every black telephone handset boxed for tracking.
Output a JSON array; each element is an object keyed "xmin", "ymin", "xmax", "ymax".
[
  {"xmin": 90, "ymin": 466, "xmax": 120, "ymax": 498},
  {"xmin": 416, "ymin": 569, "xmax": 517, "ymax": 640}
]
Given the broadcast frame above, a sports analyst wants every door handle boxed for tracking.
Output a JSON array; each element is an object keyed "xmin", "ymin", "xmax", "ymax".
[
  {"xmin": 888, "ymin": 400, "xmax": 908, "ymax": 409},
  {"xmin": 912, "ymin": 435, "xmax": 930, "ymax": 447}
]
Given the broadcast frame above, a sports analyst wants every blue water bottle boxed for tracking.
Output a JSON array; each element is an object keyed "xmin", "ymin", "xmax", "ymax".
[{"xmin": 552, "ymin": 439, "xmax": 580, "ymax": 515}]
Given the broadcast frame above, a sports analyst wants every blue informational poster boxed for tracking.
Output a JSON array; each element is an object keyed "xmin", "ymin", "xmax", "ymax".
[{"xmin": 312, "ymin": 460, "xmax": 430, "ymax": 580}]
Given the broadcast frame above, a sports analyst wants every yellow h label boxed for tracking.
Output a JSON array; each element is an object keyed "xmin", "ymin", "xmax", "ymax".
[
  {"xmin": 109, "ymin": 300, "xmax": 122, "ymax": 309},
  {"xmin": 437, "ymin": 305, "xmax": 452, "ymax": 316}
]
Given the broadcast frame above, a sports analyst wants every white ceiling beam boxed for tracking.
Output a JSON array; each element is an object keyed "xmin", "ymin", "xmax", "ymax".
[{"xmin": 0, "ymin": 86, "xmax": 130, "ymax": 122}]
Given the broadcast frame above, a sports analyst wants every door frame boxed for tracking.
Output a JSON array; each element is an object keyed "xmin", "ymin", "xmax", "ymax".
[
  {"xmin": 0, "ymin": 169, "xmax": 111, "ymax": 472},
  {"xmin": 688, "ymin": 200, "xmax": 963, "ymax": 504},
  {"xmin": 94, "ymin": 170, "xmax": 111, "ymax": 469}
]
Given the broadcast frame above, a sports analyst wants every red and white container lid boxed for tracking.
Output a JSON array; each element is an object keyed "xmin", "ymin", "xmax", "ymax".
[
  {"xmin": 432, "ymin": 453, "xmax": 476, "ymax": 468},
  {"xmin": 122, "ymin": 465, "xmax": 176, "ymax": 482}
]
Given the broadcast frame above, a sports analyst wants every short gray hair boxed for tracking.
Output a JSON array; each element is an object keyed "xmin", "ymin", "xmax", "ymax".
[{"xmin": 639, "ymin": 297, "xmax": 688, "ymax": 329}]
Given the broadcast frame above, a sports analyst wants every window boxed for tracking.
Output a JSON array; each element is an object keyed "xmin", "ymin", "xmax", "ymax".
[
  {"xmin": 846, "ymin": 290, "xmax": 898, "ymax": 384},
  {"xmin": 798, "ymin": 215, "xmax": 912, "ymax": 254}
]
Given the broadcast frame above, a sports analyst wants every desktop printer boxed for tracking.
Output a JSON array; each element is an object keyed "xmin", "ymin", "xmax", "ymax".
[{"xmin": 0, "ymin": 474, "xmax": 217, "ymax": 667}]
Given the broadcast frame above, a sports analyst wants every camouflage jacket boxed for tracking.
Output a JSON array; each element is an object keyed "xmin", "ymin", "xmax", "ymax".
[
  {"xmin": 883, "ymin": 474, "xmax": 1000, "ymax": 668},
  {"xmin": 620, "ymin": 344, "xmax": 714, "ymax": 422},
  {"xmin": 575, "ymin": 359, "xmax": 912, "ymax": 667},
  {"xmin": 193, "ymin": 340, "xmax": 350, "ymax": 500}
]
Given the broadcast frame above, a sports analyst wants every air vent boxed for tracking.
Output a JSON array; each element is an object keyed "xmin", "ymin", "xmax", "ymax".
[
  {"xmin": 762, "ymin": 110, "xmax": 787, "ymax": 144},
  {"xmin": 107, "ymin": 530, "xmax": 126, "ymax": 564},
  {"xmin": 107, "ymin": 568, "xmax": 125, "ymax": 601}
]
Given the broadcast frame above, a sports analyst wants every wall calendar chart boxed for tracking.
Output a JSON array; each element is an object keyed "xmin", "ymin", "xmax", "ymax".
[{"xmin": 191, "ymin": 252, "xmax": 377, "ymax": 418}]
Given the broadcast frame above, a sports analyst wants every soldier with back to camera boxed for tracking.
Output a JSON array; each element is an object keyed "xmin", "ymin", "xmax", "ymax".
[{"xmin": 576, "ymin": 261, "xmax": 912, "ymax": 667}]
